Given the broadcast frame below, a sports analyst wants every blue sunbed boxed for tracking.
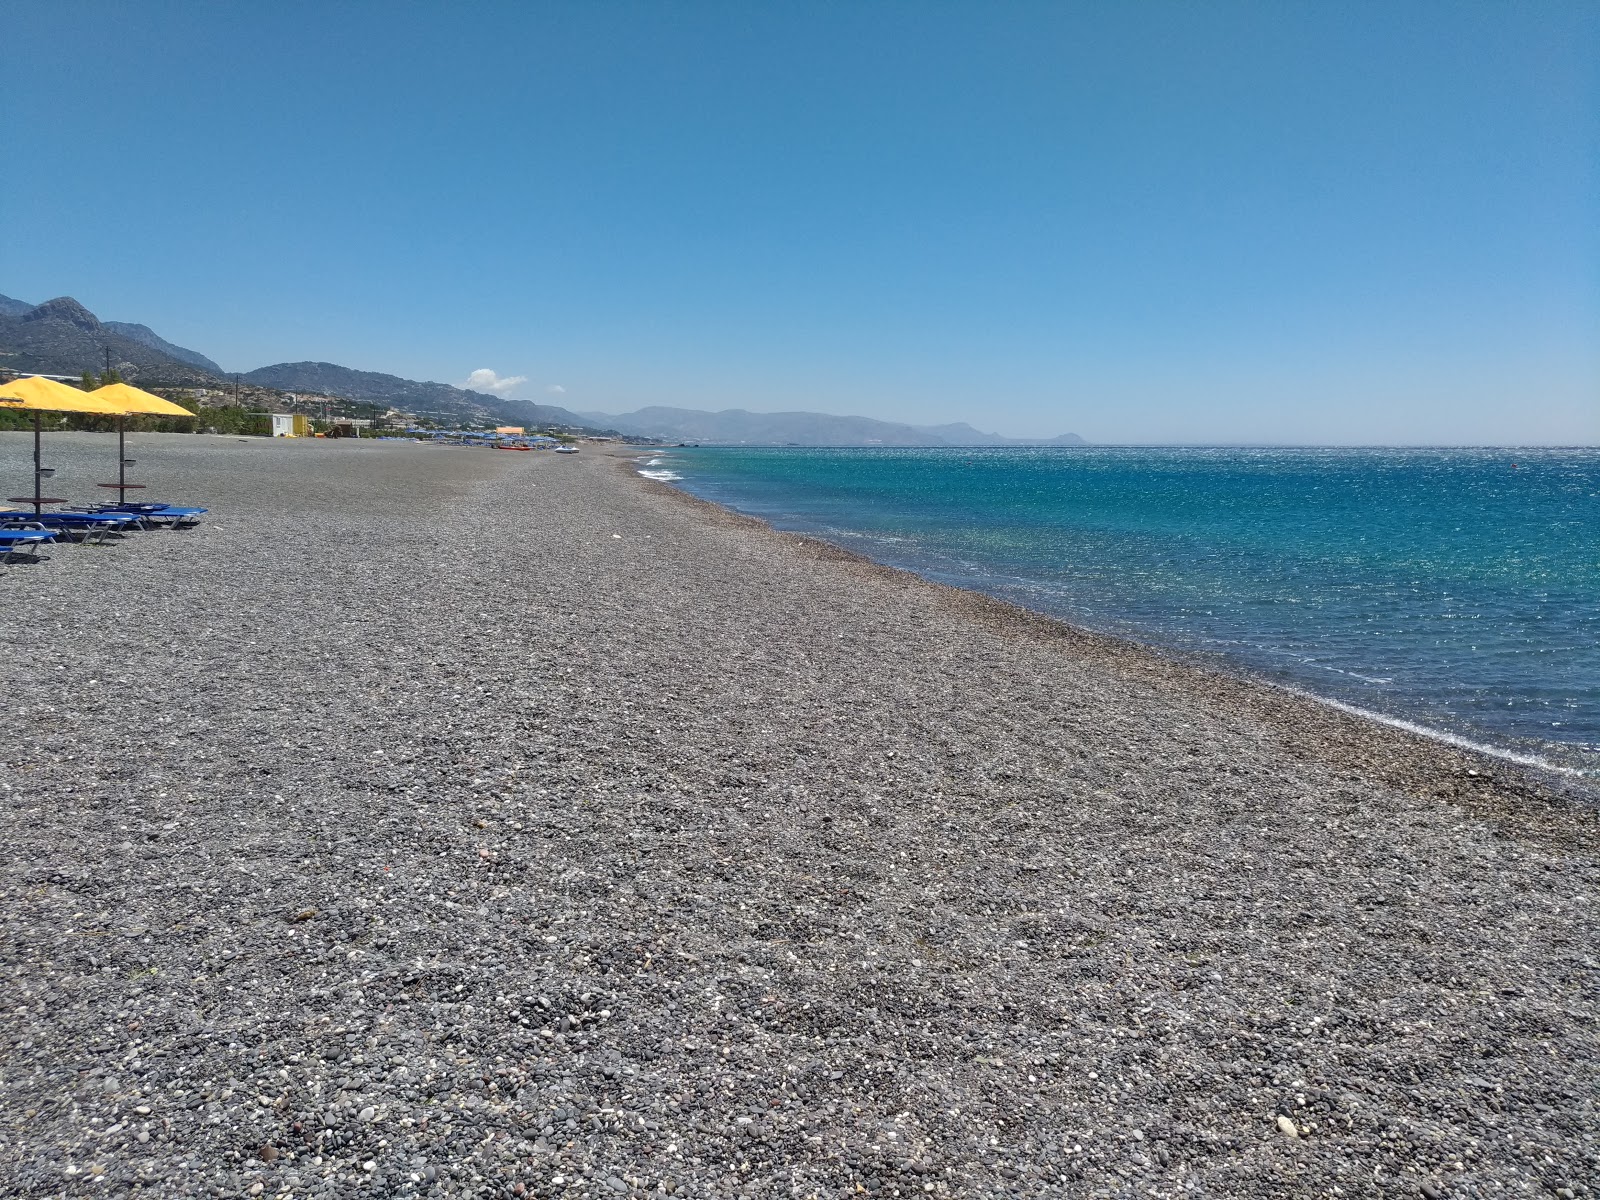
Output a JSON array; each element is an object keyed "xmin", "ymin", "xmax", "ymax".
[
  {"xmin": 5, "ymin": 512, "xmax": 140, "ymax": 543},
  {"xmin": 0, "ymin": 528, "xmax": 58, "ymax": 562},
  {"xmin": 88, "ymin": 503, "xmax": 207, "ymax": 528}
]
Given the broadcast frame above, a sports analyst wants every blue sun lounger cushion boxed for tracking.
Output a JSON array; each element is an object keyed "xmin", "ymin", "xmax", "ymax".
[
  {"xmin": 6, "ymin": 512, "xmax": 139, "ymax": 543},
  {"xmin": 0, "ymin": 528, "xmax": 58, "ymax": 562},
  {"xmin": 89, "ymin": 503, "xmax": 207, "ymax": 528}
]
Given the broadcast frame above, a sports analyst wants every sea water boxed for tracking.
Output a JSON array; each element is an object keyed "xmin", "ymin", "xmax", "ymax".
[{"xmin": 640, "ymin": 446, "xmax": 1600, "ymax": 776}]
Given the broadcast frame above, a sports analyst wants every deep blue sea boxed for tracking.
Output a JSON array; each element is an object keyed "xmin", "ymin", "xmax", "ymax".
[{"xmin": 639, "ymin": 446, "xmax": 1600, "ymax": 777}]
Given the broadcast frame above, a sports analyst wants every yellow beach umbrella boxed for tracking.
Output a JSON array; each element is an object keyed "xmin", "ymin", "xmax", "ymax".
[
  {"xmin": 90, "ymin": 382, "xmax": 196, "ymax": 502},
  {"xmin": 0, "ymin": 376, "xmax": 131, "ymax": 513},
  {"xmin": 0, "ymin": 374, "xmax": 128, "ymax": 414},
  {"xmin": 89, "ymin": 381, "xmax": 194, "ymax": 418}
]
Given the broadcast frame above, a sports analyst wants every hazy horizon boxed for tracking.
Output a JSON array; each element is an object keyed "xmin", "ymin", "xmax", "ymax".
[{"xmin": 6, "ymin": 2, "xmax": 1595, "ymax": 445}]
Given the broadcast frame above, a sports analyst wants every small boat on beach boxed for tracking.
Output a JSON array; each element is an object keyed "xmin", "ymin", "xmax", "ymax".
[{"xmin": 555, "ymin": 445, "xmax": 580, "ymax": 454}]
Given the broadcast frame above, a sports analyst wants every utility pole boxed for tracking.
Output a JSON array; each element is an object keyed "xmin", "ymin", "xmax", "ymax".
[
  {"xmin": 234, "ymin": 374, "xmax": 241, "ymax": 404},
  {"xmin": 104, "ymin": 345, "xmax": 111, "ymax": 378}
]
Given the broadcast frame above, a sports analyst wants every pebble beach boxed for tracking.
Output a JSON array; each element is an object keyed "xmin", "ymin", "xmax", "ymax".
[{"xmin": 1, "ymin": 432, "xmax": 1595, "ymax": 1199}]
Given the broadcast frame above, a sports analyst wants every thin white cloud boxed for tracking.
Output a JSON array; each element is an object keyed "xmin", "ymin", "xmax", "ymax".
[
  {"xmin": 463, "ymin": 368, "xmax": 528, "ymax": 396},
  {"xmin": 546, "ymin": 384, "xmax": 566, "ymax": 394}
]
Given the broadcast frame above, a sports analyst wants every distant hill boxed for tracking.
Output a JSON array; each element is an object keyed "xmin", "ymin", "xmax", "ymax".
[
  {"xmin": 241, "ymin": 361, "xmax": 607, "ymax": 430},
  {"xmin": 0, "ymin": 296, "xmax": 219, "ymax": 386},
  {"xmin": 910, "ymin": 421, "xmax": 1087, "ymax": 447},
  {"xmin": 577, "ymin": 405, "xmax": 1086, "ymax": 447},
  {"xmin": 0, "ymin": 293, "xmax": 33, "ymax": 318},
  {"xmin": 102, "ymin": 321, "xmax": 224, "ymax": 375}
]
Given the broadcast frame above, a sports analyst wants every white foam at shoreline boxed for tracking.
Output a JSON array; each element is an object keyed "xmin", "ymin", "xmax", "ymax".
[{"xmin": 1292, "ymin": 691, "xmax": 1588, "ymax": 778}]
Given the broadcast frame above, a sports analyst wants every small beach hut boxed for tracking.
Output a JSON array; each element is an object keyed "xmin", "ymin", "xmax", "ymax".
[
  {"xmin": 0, "ymin": 376, "xmax": 130, "ymax": 514},
  {"xmin": 89, "ymin": 382, "xmax": 194, "ymax": 503},
  {"xmin": 269, "ymin": 414, "xmax": 311, "ymax": 437}
]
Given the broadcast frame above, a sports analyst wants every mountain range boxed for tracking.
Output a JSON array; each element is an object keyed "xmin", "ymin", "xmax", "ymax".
[
  {"xmin": 238, "ymin": 361, "xmax": 598, "ymax": 429},
  {"xmin": 0, "ymin": 292, "xmax": 1085, "ymax": 445},
  {"xmin": 101, "ymin": 321, "xmax": 224, "ymax": 375},
  {"xmin": 0, "ymin": 296, "xmax": 220, "ymax": 386},
  {"xmin": 575, "ymin": 406, "xmax": 1085, "ymax": 447}
]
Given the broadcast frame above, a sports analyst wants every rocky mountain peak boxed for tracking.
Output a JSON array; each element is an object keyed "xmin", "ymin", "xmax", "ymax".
[{"xmin": 23, "ymin": 296, "xmax": 101, "ymax": 331}]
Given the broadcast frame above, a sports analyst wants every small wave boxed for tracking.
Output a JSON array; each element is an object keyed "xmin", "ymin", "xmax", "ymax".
[
  {"xmin": 638, "ymin": 468, "xmax": 683, "ymax": 482},
  {"xmin": 1302, "ymin": 693, "xmax": 1587, "ymax": 777},
  {"xmin": 1305, "ymin": 662, "xmax": 1395, "ymax": 684}
]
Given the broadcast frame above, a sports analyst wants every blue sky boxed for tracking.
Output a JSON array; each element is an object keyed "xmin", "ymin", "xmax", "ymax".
[{"xmin": 5, "ymin": 2, "xmax": 1595, "ymax": 443}]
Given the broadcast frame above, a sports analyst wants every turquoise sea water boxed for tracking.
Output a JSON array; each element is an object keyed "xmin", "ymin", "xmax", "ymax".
[{"xmin": 639, "ymin": 446, "xmax": 1600, "ymax": 776}]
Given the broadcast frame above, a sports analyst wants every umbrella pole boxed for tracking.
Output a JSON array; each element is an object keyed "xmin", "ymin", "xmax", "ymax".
[
  {"xmin": 32, "ymin": 412, "xmax": 43, "ymax": 515},
  {"xmin": 118, "ymin": 417, "xmax": 127, "ymax": 502}
]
